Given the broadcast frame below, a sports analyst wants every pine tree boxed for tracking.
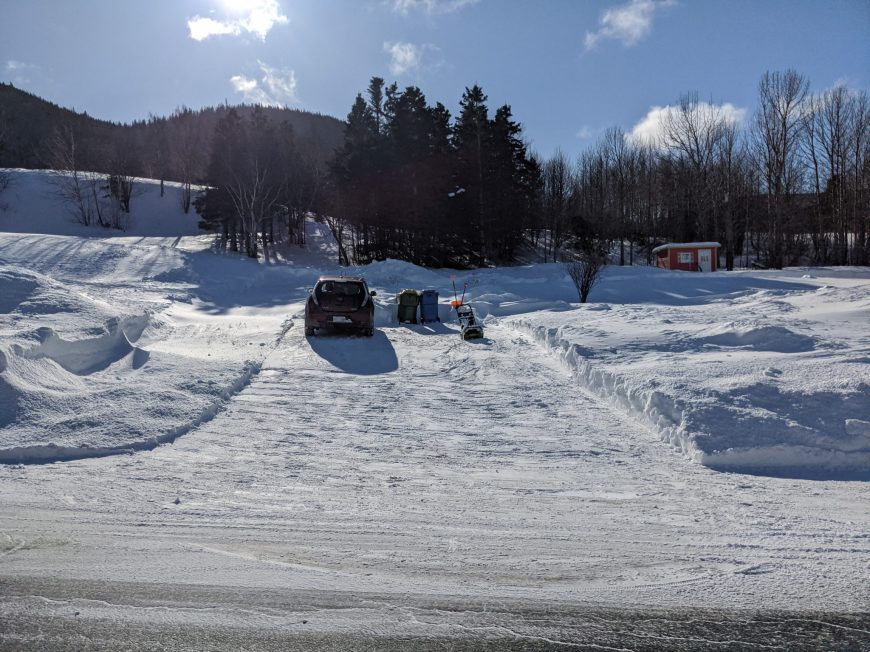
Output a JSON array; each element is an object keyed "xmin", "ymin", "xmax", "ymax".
[{"xmin": 453, "ymin": 85, "xmax": 490, "ymax": 264}]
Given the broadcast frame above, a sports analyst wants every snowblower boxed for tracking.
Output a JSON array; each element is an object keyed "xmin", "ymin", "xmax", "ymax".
[{"xmin": 451, "ymin": 280, "xmax": 484, "ymax": 340}]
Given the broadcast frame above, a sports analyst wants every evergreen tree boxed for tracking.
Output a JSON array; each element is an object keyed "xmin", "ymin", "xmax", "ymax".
[
  {"xmin": 453, "ymin": 85, "xmax": 490, "ymax": 263},
  {"xmin": 328, "ymin": 78, "xmax": 540, "ymax": 267},
  {"xmin": 489, "ymin": 104, "xmax": 535, "ymax": 260}
]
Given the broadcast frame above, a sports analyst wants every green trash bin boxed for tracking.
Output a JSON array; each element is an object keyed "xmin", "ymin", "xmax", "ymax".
[{"xmin": 397, "ymin": 289, "xmax": 420, "ymax": 324}]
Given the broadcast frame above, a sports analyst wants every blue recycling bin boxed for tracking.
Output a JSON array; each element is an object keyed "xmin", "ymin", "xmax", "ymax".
[{"xmin": 419, "ymin": 289, "xmax": 440, "ymax": 323}]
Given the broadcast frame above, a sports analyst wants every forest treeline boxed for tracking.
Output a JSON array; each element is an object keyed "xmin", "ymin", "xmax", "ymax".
[
  {"xmin": 556, "ymin": 71, "xmax": 869, "ymax": 269},
  {"xmin": 323, "ymin": 71, "xmax": 869, "ymax": 269},
  {"xmin": 1, "ymin": 70, "xmax": 868, "ymax": 268}
]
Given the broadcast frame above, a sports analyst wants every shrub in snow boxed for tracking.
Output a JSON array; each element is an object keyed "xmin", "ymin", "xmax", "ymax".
[{"xmin": 564, "ymin": 253, "xmax": 604, "ymax": 303}]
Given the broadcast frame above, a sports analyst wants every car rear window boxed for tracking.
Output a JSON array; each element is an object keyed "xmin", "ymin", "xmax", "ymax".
[{"xmin": 317, "ymin": 281, "xmax": 363, "ymax": 296}]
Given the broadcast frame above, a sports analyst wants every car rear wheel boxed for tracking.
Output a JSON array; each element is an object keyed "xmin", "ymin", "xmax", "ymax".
[{"xmin": 304, "ymin": 325, "xmax": 315, "ymax": 336}]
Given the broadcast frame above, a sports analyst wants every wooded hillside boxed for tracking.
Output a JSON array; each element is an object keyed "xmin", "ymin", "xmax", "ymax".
[{"xmin": 0, "ymin": 83, "xmax": 343, "ymax": 180}]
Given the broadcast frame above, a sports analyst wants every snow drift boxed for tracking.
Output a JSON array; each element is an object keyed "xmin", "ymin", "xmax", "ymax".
[
  {"xmin": 506, "ymin": 269, "xmax": 870, "ymax": 479},
  {"xmin": 0, "ymin": 267, "xmax": 266, "ymax": 463}
]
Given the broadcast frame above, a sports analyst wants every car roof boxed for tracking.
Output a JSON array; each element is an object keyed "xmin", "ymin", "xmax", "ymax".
[{"xmin": 316, "ymin": 275, "xmax": 365, "ymax": 283}]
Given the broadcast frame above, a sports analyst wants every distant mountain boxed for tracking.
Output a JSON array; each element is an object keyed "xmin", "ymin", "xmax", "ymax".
[{"xmin": 0, "ymin": 83, "xmax": 345, "ymax": 181}]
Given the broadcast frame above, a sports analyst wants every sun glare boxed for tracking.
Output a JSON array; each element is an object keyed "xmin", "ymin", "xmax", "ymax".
[{"xmin": 221, "ymin": 0, "xmax": 259, "ymax": 15}]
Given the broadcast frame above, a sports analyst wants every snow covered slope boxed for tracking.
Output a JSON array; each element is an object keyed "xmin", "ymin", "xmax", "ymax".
[
  {"xmin": 0, "ymin": 168, "xmax": 868, "ymax": 479},
  {"xmin": 0, "ymin": 169, "xmax": 204, "ymax": 238}
]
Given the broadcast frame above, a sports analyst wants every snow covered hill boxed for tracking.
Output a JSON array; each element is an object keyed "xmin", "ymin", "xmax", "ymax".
[
  {"xmin": 0, "ymin": 169, "xmax": 205, "ymax": 238},
  {"xmin": 1, "ymin": 171, "xmax": 867, "ymax": 477}
]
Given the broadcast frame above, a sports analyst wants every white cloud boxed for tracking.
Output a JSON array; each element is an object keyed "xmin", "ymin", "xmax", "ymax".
[
  {"xmin": 391, "ymin": 0, "xmax": 479, "ymax": 15},
  {"xmin": 384, "ymin": 42, "xmax": 422, "ymax": 75},
  {"xmin": 188, "ymin": 17, "xmax": 239, "ymax": 40},
  {"xmin": 576, "ymin": 125, "xmax": 594, "ymax": 140},
  {"xmin": 383, "ymin": 41, "xmax": 443, "ymax": 76},
  {"xmin": 4, "ymin": 60, "xmax": 40, "ymax": 84},
  {"xmin": 627, "ymin": 102, "xmax": 746, "ymax": 148},
  {"xmin": 259, "ymin": 61, "xmax": 299, "ymax": 102},
  {"xmin": 628, "ymin": 105, "xmax": 671, "ymax": 147},
  {"xmin": 188, "ymin": 0, "xmax": 288, "ymax": 41},
  {"xmin": 585, "ymin": 0, "xmax": 675, "ymax": 51},
  {"xmin": 230, "ymin": 60, "xmax": 299, "ymax": 106},
  {"xmin": 230, "ymin": 75, "xmax": 259, "ymax": 94}
]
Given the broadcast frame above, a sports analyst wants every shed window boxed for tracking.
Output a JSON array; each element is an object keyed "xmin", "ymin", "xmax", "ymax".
[{"xmin": 678, "ymin": 252, "xmax": 693, "ymax": 263}]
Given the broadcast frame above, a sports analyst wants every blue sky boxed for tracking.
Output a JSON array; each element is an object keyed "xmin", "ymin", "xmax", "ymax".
[{"xmin": 2, "ymin": 0, "xmax": 868, "ymax": 159}]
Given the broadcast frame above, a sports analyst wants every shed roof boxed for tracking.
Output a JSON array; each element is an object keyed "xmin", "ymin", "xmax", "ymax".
[{"xmin": 652, "ymin": 242, "xmax": 721, "ymax": 254}]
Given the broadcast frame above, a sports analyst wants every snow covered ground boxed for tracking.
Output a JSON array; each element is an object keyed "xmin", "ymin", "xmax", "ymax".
[
  {"xmin": 505, "ymin": 266, "xmax": 870, "ymax": 479},
  {"xmin": 0, "ymin": 170, "xmax": 868, "ymax": 647}
]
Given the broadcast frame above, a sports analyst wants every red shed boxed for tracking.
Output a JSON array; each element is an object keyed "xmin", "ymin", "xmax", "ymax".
[{"xmin": 652, "ymin": 242, "xmax": 720, "ymax": 272}]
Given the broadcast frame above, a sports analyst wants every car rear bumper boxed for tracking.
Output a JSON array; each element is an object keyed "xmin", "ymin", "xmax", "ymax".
[{"xmin": 305, "ymin": 311, "xmax": 373, "ymax": 330}]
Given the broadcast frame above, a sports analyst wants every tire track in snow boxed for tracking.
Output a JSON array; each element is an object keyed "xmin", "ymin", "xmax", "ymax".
[{"xmin": 129, "ymin": 322, "xmax": 753, "ymax": 598}]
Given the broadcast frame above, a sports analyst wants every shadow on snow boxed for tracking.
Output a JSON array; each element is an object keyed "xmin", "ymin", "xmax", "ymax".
[{"xmin": 307, "ymin": 329, "xmax": 399, "ymax": 375}]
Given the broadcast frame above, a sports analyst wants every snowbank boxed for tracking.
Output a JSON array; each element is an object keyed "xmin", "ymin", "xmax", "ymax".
[
  {"xmin": 0, "ymin": 170, "xmax": 289, "ymax": 462},
  {"xmin": 0, "ymin": 263, "xmax": 270, "ymax": 462},
  {"xmin": 506, "ymin": 267, "xmax": 870, "ymax": 479}
]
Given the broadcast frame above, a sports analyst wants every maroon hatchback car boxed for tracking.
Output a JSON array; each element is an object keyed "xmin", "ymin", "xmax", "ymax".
[{"xmin": 304, "ymin": 276, "xmax": 377, "ymax": 337}]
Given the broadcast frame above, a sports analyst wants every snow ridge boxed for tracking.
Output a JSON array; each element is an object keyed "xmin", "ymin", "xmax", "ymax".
[
  {"xmin": 509, "ymin": 319, "xmax": 870, "ymax": 479},
  {"xmin": 510, "ymin": 320, "xmax": 701, "ymax": 458}
]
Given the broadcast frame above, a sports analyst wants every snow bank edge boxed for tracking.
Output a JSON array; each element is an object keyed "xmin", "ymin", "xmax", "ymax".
[
  {"xmin": 0, "ymin": 360, "xmax": 262, "ymax": 465},
  {"xmin": 509, "ymin": 318, "xmax": 870, "ymax": 479}
]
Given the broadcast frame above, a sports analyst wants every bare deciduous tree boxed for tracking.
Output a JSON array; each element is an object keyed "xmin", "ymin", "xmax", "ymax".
[
  {"xmin": 170, "ymin": 107, "xmax": 203, "ymax": 214},
  {"xmin": 564, "ymin": 252, "xmax": 605, "ymax": 303},
  {"xmin": 47, "ymin": 126, "xmax": 105, "ymax": 227},
  {"xmin": 802, "ymin": 85, "xmax": 870, "ymax": 265},
  {"xmin": 752, "ymin": 69, "xmax": 809, "ymax": 268},
  {"xmin": 601, "ymin": 126, "xmax": 635, "ymax": 265},
  {"xmin": 541, "ymin": 149, "xmax": 575, "ymax": 262},
  {"xmin": 323, "ymin": 213, "xmax": 351, "ymax": 266},
  {"xmin": 850, "ymin": 91, "xmax": 869, "ymax": 265},
  {"xmin": 663, "ymin": 93, "xmax": 728, "ymax": 251}
]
